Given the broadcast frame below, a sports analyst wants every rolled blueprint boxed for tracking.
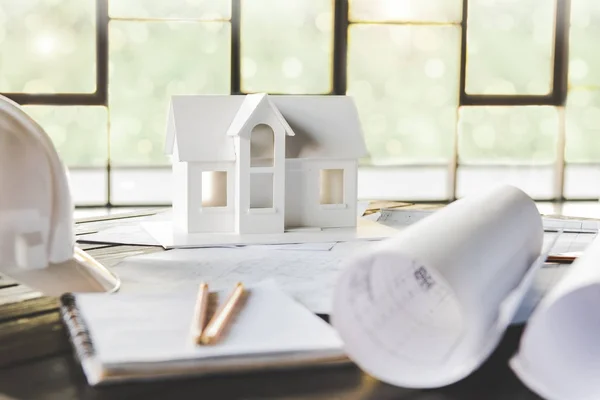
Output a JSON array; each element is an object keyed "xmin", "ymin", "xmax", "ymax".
[
  {"xmin": 511, "ymin": 235, "xmax": 600, "ymax": 400},
  {"xmin": 332, "ymin": 185, "xmax": 544, "ymax": 388}
]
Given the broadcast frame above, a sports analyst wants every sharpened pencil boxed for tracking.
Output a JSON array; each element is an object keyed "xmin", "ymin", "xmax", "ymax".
[
  {"xmin": 191, "ymin": 283, "xmax": 210, "ymax": 345},
  {"xmin": 200, "ymin": 283, "xmax": 245, "ymax": 345}
]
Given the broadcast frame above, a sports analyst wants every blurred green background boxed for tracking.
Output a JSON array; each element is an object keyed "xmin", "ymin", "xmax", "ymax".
[{"xmin": 0, "ymin": 0, "xmax": 598, "ymax": 168}]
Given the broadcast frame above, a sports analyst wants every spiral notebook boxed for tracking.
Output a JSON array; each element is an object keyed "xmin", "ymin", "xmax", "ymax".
[{"xmin": 60, "ymin": 281, "xmax": 346, "ymax": 386}]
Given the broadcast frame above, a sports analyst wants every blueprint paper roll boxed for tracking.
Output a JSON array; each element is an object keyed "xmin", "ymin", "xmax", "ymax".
[
  {"xmin": 332, "ymin": 185, "xmax": 544, "ymax": 388},
  {"xmin": 511, "ymin": 235, "xmax": 600, "ymax": 400}
]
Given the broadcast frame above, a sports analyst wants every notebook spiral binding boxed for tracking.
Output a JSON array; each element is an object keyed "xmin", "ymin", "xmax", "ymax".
[{"xmin": 60, "ymin": 293, "xmax": 96, "ymax": 362}]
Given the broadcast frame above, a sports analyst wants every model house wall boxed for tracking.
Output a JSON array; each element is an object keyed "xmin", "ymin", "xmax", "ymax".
[
  {"xmin": 284, "ymin": 159, "xmax": 358, "ymax": 229},
  {"xmin": 166, "ymin": 93, "xmax": 367, "ymax": 234}
]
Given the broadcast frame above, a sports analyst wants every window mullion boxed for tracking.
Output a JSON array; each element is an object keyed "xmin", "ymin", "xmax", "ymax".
[
  {"xmin": 333, "ymin": 0, "xmax": 349, "ymax": 95},
  {"xmin": 231, "ymin": 0, "xmax": 241, "ymax": 95}
]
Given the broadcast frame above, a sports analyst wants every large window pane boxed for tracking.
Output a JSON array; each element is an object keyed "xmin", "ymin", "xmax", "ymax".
[
  {"xmin": 564, "ymin": 165, "xmax": 600, "ymax": 199},
  {"xmin": 23, "ymin": 106, "xmax": 108, "ymax": 167},
  {"xmin": 23, "ymin": 105, "xmax": 108, "ymax": 206},
  {"xmin": 457, "ymin": 165, "xmax": 553, "ymax": 199},
  {"xmin": 241, "ymin": 0, "xmax": 333, "ymax": 94},
  {"xmin": 109, "ymin": 0, "xmax": 230, "ymax": 20},
  {"xmin": 569, "ymin": 0, "xmax": 600, "ymax": 87},
  {"xmin": 68, "ymin": 169, "xmax": 107, "ymax": 206},
  {"xmin": 109, "ymin": 21, "xmax": 230, "ymax": 165},
  {"xmin": 566, "ymin": 89, "xmax": 600, "ymax": 163},
  {"xmin": 0, "ymin": 0, "xmax": 96, "ymax": 93},
  {"xmin": 358, "ymin": 167, "xmax": 449, "ymax": 200},
  {"xmin": 348, "ymin": 25, "xmax": 460, "ymax": 164},
  {"xmin": 349, "ymin": 0, "xmax": 462, "ymax": 23},
  {"xmin": 466, "ymin": 0, "xmax": 555, "ymax": 95},
  {"xmin": 459, "ymin": 106, "xmax": 558, "ymax": 163},
  {"xmin": 112, "ymin": 168, "xmax": 171, "ymax": 205}
]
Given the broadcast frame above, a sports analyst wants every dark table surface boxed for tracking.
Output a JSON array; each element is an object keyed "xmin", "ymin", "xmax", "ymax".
[
  {"xmin": 0, "ymin": 204, "xmax": 567, "ymax": 400},
  {"xmin": 0, "ymin": 324, "xmax": 541, "ymax": 400}
]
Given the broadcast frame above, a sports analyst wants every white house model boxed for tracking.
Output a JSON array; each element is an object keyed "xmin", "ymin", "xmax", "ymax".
[{"xmin": 165, "ymin": 93, "xmax": 367, "ymax": 235}]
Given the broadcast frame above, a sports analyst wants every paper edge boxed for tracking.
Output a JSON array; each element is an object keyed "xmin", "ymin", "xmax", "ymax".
[
  {"xmin": 141, "ymin": 219, "xmax": 397, "ymax": 249},
  {"xmin": 509, "ymin": 355, "xmax": 573, "ymax": 400}
]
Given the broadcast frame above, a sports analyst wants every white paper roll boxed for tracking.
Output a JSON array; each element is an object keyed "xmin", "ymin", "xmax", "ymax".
[
  {"xmin": 511, "ymin": 235, "xmax": 600, "ymax": 400},
  {"xmin": 332, "ymin": 185, "xmax": 543, "ymax": 388}
]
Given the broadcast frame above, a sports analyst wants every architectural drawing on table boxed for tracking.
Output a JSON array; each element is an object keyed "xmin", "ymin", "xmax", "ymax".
[{"xmin": 165, "ymin": 93, "xmax": 367, "ymax": 234}]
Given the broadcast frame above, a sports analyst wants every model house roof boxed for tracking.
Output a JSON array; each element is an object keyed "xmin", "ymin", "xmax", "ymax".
[
  {"xmin": 166, "ymin": 94, "xmax": 367, "ymax": 163},
  {"xmin": 226, "ymin": 93, "xmax": 295, "ymax": 137}
]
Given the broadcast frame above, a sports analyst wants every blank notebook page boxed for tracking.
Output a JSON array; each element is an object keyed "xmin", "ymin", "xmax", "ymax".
[{"xmin": 75, "ymin": 280, "xmax": 343, "ymax": 365}]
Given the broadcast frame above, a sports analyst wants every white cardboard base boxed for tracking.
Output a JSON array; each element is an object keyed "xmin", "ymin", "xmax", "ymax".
[{"xmin": 141, "ymin": 218, "xmax": 399, "ymax": 249}]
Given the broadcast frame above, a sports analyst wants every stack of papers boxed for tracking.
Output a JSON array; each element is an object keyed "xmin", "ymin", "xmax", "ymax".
[
  {"xmin": 83, "ymin": 204, "xmax": 594, "ymax": 320},
  {"xmin": 61, "ymin": 280, "xmax": 345, "ymax": 386},
  {"xmin": 112, "ymin": 242, "xmax": 373, "ymax": 314},
  {"xmin": 72, "ymin": 193, "xmax": 600, "ymax": 398}
]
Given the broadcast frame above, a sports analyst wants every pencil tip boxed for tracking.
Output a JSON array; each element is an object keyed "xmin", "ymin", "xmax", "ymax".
[{"xmin": 199, "ymin": 335, "xmax": 212, "ymax": 345}]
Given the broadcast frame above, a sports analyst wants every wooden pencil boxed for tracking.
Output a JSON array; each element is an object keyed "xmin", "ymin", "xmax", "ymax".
[
  {"xmin": 191, "ymin": 283, "xmax": 210, "ymax": 345},
  {"xmin": 546, "ymin": 255, "xmax": 576, "ymax": 264},
  {"xmin": 200, "ymin": 283, "xmax": 245, "ymax": 345}
]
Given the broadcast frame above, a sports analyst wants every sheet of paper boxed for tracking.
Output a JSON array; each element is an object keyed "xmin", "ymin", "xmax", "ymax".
[
  {"xmin": 75, "ymin": 227, "xmax": 100, "ymax": 236},
  {"xmin": 378, "ymin": 208, "xmax": 600, "ymax": 235},
  {"xmin": 113, "ymin": 242, "xmax": 373, "ymax": 314},
  {"xmin": 74, "ymin": 210, "xmax": 170, "ymax": 238},
  {"xmin": 77, "ymin": 213, "xmax": 337, "ymax": 251},
  {"xmin": 74, "ymin": 208, "xmax": 163, "ymax": 224},
  {"xmin": 79, "ymin": 226, "xmax": 336, "ymax": 251},
  {"xmin": 511, "ymin": 264, "xmax": 570, "ymax": 325},
  {"xmin": 246, "ymin": 242, "xmax": 337, "ymax": 251},
  {"xmin": 112, "ymin": 238, "xmax": 561, "ymax": 320},
  {"xmin": 142, "ymin": 218, "xmax": 398, "ymax": 249},
  {"xmin": 542, "ymin": 217, "xmax": 599, "ymax": 233},
  {"xmin": 510, "ymin": 235, "xmax": 600, "ymax": 400},
  {"xmin": 544, "ymin": 230, "xmax": 597, "ymax": 256},
  {"xmin": 75, "ymin": 280, "xmax": 344, "ymax": 384},
  {"xmin": 78, "ymin": 225, "xmax": 161, "ymax": 246},
  {"xmin": 498, "ymin": 233, "xmax": 559, "ymax": 327},
  {"xmin": 331, "ymin": 185, "xmax": 545, "ymax": 389},
  {"xmin": 377, "ymin": 208, "xmax": 434, "ymax": 226}
]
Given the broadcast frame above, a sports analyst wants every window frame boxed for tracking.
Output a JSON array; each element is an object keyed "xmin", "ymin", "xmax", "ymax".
[{"xmin": 1, "ymin": 0, "xmax": 581, "ymax": 206}]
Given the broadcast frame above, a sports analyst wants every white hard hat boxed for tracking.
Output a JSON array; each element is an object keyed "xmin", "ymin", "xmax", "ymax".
[{"xmin": 0, "ymin": 95, "xmax": 119, "ymax": 295}]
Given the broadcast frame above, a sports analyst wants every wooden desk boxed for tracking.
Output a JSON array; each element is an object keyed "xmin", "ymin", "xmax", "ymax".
[
  {"xmin": 0, "ymin": 325, "xmax": 541, "ymax": 400},
  {"xmin": 1, "ymin": 202, "xmax": 574, "ymax": 399}
]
